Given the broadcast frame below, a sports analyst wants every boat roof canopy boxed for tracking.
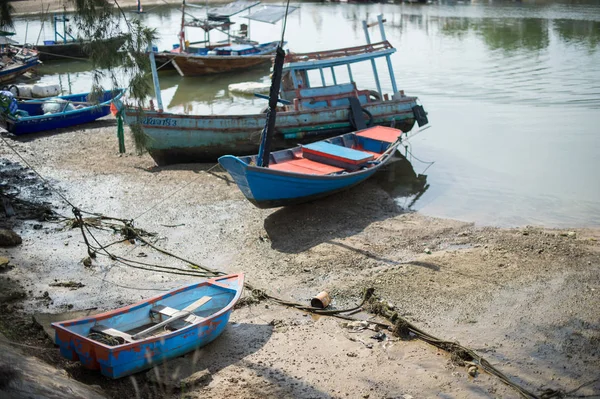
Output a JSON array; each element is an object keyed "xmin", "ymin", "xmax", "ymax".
[
  {"xmin": 243, "ymin": 5, "xmax": 299, "ymax": 24},
  {"xmin": 207, "ymin": 0, "xmax": 261, "ymax": 18},
  {"xmin": 283, "ymin": 41, "xmax": 396, "ymax": 72}
]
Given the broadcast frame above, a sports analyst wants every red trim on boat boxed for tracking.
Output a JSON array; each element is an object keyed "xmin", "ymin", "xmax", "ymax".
[
  {"xmin": 269, "ymin": 158, "xmax": 344, "ymax": 175},
  {"xmin": 356, "ymin": 125, "xmax": 403, "ymax": 143}
]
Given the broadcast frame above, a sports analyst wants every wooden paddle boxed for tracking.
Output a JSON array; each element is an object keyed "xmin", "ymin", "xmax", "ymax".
[{"xmin": 132, "ymin": 296, "xmax": 212, "ymax": 340}]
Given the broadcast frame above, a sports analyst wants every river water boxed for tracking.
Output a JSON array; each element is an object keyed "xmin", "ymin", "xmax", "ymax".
[{"xmin": 10, "ymin": 1, "xmax": 600, "ymax": 228}]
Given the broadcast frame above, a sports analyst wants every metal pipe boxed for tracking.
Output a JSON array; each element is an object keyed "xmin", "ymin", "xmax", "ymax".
[
  {"xmin": 331, "ymin": 67, "xmax": 337, "ymax": 85},
  {"xmin": 148, "ymin": 44, "xmax": 164, "ymax": 112},
  {"xmin": 319, "ymin": 68, "xmax": 326, "ymax": 86},
  {"xmin": 378, "ymin": 14, "xmax": 398, "ymax": 93},
  {"xmin": 363, "ymin": 20, "xmax": 382, "ymax": 98},
  {"xmin": 377, "ymin": 14, "xmax": 386, "ymax": 41}
]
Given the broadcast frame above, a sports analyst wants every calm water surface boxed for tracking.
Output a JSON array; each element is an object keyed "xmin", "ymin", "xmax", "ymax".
[{"xmin": 10, "ymin": 1, "xmax": 600, "ymax": 228}]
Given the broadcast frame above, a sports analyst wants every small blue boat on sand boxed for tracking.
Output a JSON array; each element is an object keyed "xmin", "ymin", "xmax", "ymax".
[
  {"xmin": 5, "ymin": 89, "xmax": 125, "ymax": 135},
  {"xmin": 52, "ymin": 273, "xmax": 244, "ymax": 379},
  {"xmin": 219, "ymin": 126, "xmax": 404, "ymax": 208}
]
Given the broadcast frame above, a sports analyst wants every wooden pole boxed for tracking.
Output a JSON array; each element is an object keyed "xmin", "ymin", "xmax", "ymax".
[{"xmin": 117, "ymin": 112, "xmax": 126, "ymax": 154}]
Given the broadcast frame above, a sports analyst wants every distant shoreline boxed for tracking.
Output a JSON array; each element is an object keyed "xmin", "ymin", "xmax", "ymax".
[{"xmin": 10, "ymin": 0, "xmax": 234, "ymax": 18}]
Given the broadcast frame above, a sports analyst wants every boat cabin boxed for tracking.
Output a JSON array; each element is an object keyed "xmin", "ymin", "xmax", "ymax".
[{"xmin": 280, "ymin": 15, "xmax": 403, "ymax": 112}]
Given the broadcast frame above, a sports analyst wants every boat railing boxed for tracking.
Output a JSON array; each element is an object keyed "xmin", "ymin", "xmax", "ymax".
[{"xmin": 284, "ymin": 41, "xmax": 394, "ymax": 64}]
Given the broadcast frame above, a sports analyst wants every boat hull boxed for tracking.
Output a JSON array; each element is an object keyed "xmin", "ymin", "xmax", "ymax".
[
  {"xmin": 8, "ymin": 89, "xmax": 124, "ymax": 135},
  {"xmin": 220, "ymin": 155, "xmax": 385, "ymax": 208},
  {"xmin": 123, "ymin": 96, "xmax": 418, "ymax": 165},
  {"xmin": 26, "ymin": 36, "xmax": 127, "ymax": 61},
  {"xmin": 154, "ymin": 52, "xmax": 176, "ymax": 70},
  {"xmin": 172, "ymin": 54, "xmax": 274, "ymax": 76},
  {"xmin": 52, "ymin": 274, "xmax": 244, "ymax": 379},
  {"xmin": 218, "ymin": 128, "xmax": 402, "ymax": 208},
  {"xmin": 0, "ymin": 57, "xmax": 40, "ymax": 84}
]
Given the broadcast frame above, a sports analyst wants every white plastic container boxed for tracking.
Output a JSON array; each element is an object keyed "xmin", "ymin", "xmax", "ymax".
[{"xmin": 31, "ymin": 83, "xmax": 61, "ymax": 98}]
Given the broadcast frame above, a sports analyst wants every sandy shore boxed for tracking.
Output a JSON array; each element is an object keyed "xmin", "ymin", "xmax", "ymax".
[{"xmin": 0, "ymin": 120, "xmax": 598, "ymax": 398}]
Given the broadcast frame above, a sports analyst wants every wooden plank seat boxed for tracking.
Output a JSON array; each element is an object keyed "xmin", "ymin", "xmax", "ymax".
[
  {"xmin": 132, "ymin": 296, "xmax": 212, "ymax": 338},
  {"xmin": 356, "ymin": 126, "xmax": 402, "ymax": 143},
  {"xmin": 90, "ymin": 296, "xmax": 212, "ymax": 343},
  {"xmin": 150, "ymin": 305, "xmax": 205, "ymax": 328},
  {"xmin": 302, "ymin": 141, "xmax": 374, "ymax": 170},
  {"xmin": 268, "ymin": 157, "xmax": 344, "ymax": 175},
  {"xmin": 355, "ymin": 126, "xmax": 403, "ymax": 154}
]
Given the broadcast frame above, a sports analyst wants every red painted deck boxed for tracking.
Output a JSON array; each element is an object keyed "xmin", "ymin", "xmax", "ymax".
[
  {"xmin": 269, "ymin": 157, "xmax": 344, "ymax": 175},
  {"xmin": 356, "ymin": 126, "xmax": 402, "ymax": 143}
]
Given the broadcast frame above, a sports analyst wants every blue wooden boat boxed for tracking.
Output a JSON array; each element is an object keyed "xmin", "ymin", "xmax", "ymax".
[
  {"xmin": 5, "ymin": 89, "xmax": 125, "ymax": 135},
  {"xmin": 52, "ymin": 273, "xmax": 244, "ymax": 379},
  {"xmin": 219, "ymin": 126, "xmax": 404, "ymax": 208}
]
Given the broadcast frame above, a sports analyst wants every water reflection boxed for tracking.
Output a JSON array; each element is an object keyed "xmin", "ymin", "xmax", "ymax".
[
  {"xmin": 7, "ymin": 1, "xmax": 600, "ymax": 227},
  {"xmin": 402, "ymin": 13, "xmax": 600, "ymax": 53},
  {"xmin": 478, "ymin": 18, "xmax": 549, "ymax": 52},
  {"xmin": 373, "ymin": 155, "xmax": 429, "ymax": 210},
  {"xmin": 167, "ymin": 68, "xmax": 269, "ymax": 107},
  {"xmin": 553, "ymin": 19, "xmax": 600, "ymax": 49}
]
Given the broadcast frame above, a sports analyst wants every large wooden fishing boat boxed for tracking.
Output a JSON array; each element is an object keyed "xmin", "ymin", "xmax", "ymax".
[
  {"xmin": 123, "ymin": 15, "xmax": 427, "ymax": 165},
  {"xmin": 52, "ymin": 274, "xmax": 244, "ymax": 379},
  {"xmin": 171, "ymin": 41, "xmax": 280, "ymax": 76},
  {"xmin": 29, "ymin": 36, "xmax": 127, "ymax": 62},
  {"xmin": 17, "ymin": 14, "xmax": 126, "ymax": 62},
  {"xmin": 153, "ymin": 1, "xmax": 296, "ymax": 74}
]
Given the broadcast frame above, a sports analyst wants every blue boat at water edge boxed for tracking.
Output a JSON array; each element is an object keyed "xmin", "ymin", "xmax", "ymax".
[
  {"xmin": 219, "ymin": 126, "xmax": 406, "ymax": 208},
  {"xmin": 52, "ymin": 273, "xmax": 244, "ymax": 379},
  {"xmin": 4, "ymin": 89, "xmax": 125, "ymax": 135}
]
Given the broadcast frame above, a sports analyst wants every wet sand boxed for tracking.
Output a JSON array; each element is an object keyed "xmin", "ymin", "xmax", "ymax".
[{"xmin": 0, "ymin": 120, "xmax": 599, "ymax": 398}]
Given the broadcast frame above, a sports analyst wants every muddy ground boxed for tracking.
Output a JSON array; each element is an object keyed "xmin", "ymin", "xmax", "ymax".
[{"xmin": 0, "ymin": 122, "xmax": 599, "ymax": 398}]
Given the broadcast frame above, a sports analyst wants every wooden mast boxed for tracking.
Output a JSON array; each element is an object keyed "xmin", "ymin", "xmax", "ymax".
[{"xmin": 179, "ymin": 0, "xmax": 186, "ymax": 51}]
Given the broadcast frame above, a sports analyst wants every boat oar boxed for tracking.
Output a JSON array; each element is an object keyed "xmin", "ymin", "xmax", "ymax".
[{"xmin": 132, "ymin": 296, "xmax": 212, "ymax": 340}]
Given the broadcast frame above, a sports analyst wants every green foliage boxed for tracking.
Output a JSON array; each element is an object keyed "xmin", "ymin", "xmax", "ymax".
[
  {"xmin": 0, "ymin": 0, "xmax": 14, "ymax": 29},
  {"xmin": 69, "ymin": 0, "xmax": 157, "ymax": 153}
]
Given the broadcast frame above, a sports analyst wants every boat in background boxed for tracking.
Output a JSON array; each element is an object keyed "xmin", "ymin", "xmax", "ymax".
[
  {"xmin": 219, "ymin": 126, "xmax": 405, "ymax": 208},
  {"xmin": 0, "ymin": 50, "xmax": 40, "ymax": 84},
  {"xmin": 4, "ymin": 89, "xmax": 125, "ymax": 135},
  {"xmin": 17, "ymin": 13, "xmax": 127, "ymax": 62},
  {"xmin": 154, "ymin": 1, "xmax": 297, "ymax": 75},
  {"xmin": 52, "ymin": 274, "xmax": 244, "ymax": 379},
  {"xmin": 171, "ymin": 40, "xmax": 281, "ymax": 76},
  {"xmin": 0, "ymin": 33, "xmax": 41, "ymax": 83},
  {"xmin": 123, "ymin": 14, "xmax": 427, "ymax": 165}
]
